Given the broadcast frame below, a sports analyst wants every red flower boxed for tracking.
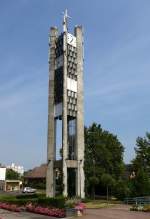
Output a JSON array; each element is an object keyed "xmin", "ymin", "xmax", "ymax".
[
  {"xmin": 25, "ymin": 205, "xmax": 65, "ymax": 218},
  {"xmin": 0, "ymin": 203, "xmax": 21, "ymax": 212}
]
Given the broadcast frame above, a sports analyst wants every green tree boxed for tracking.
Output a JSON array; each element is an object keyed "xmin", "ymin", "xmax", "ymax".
[
  {"xmin": 135, "ymin": 169, "xmax": 150, "ymax": 196},
  {"xmin": 114, "ymin": 179, "xmax": 130, "ymax": 200},
  {"xmin": 6, "ymin": 168, "xmax": 20, "ymax": 180},
  {"xmin": 84, "ymin": 123, "xmax": 125, "ymax": 198},
  {"xmin": 130, "ymin": 132, "xmax": 150, "ymax": 196},
  {"xmin": 133, "ymin": 132, "xmax": 150, "ymax": 172},
  {"xmin": 88, "ymin": 176, "xmax": 99, "ymax": 199},
  {"xmin": 101, "ymin": 173, "xmax": 115, "ymax": 202}
]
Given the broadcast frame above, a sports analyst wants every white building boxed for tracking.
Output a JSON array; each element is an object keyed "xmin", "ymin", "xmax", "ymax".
[
  {"xmin": 7, "ymin": 163, "xmax": 24, "ymax": 175},
  {"xmin": 0, "ymin": 167, "xmax": 6, "ymax": 181}
]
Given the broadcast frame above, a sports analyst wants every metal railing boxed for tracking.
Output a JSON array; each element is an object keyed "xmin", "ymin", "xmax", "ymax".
[{"xmin": 124, "ymin": 197, "xmax": 150, "ymax": 205}]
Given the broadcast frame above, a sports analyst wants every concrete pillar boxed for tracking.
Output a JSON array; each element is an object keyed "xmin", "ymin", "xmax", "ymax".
[
  {"xmin": 75, "ymin": 26, "xmax": 85, "ymax": 198},
  {"xmin": 62, "ymin": 31, "xmax": 68, "ymax": 197},
  {"xmin": 46, "ymin": 27, "xmax": 58, "ymax": 197}
]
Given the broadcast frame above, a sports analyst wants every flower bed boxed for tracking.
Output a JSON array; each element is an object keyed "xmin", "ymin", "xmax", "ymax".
[
  {"xmin": 0, "ymin": 195, "xmax": 66, "ymax": 217},
  {"xmin": 0, "ymin": 203, "xmax": 21, "ymax": 212},
  {"xmin": 130, "ymin": 204, "xmax": 150, "ymax": 212},
  {"xmin": 143, "ymin": 205, "xmax": 150, "ymax": 212},
  {"xmin": 26, "ymin": 204, "xmax": 65, "ymax": 218},
  {"xmin": 0, "ymin": 202, "xmax": 65, "ymax": 218}
]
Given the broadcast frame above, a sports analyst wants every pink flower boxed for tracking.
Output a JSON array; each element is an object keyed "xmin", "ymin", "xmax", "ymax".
[
  {"xmin": 0, "ymin": 202, "xmax": 65, "ymax": 217},
  {"xmin": 0, "ymin": 202, "xmax": 21, "ymax": 212},
  {"xmin": 25, "ymin": 205, "xmax": 65, "ymax": 218},
  {"xmin": 75, "ymin": 202, "xmax": 86, "ymax": 210}
]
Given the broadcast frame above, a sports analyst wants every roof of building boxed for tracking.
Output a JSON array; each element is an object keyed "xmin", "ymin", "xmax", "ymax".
[
  {"xmin": 24, "ymin": 164, "xmax": 47, "ymax": 179},
  {"xmin": 5, "ymin": 180, "xmax": 22, "ymax": 182}
]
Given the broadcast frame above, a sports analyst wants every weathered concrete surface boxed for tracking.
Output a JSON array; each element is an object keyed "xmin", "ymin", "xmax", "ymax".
[
  {"xmin": 62, "ymin": 30, "xmax": 68, "ymax": 197},
  {"xmin": 74, "ymin": 205, "xmax": 150, "ymax": 219},
  {"xmin": 75, "ymin": 26, "xmax": 85, "ymax": 198},
  {"xmin": 46, "ymin": 27, "xmax": 58, "ymax": 197},
  {"xmin": 47, "ymin": 25, "xmax": 85, "ymax": 198}
]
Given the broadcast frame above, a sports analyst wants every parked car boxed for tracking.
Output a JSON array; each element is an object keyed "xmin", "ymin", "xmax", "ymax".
[{"xmin": 22, "ymin": 187, "xmax": 36, "ymax": 193}]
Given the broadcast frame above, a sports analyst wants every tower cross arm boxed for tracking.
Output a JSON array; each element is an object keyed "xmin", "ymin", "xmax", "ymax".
[{"xmin": 63, "ymin": 9, "xmax": 71, "ymax": 32}]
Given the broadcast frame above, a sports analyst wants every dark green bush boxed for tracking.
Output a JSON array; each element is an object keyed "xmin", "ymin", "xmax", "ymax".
[
  {"xmin": 0, "ymin": 195, "xmax": 65, "ymax": 209},
  {"xmin": 81, "ymin": 197, "xmax": 91, "ymax": 203},
  {"xmin": 16, "ymin": 194, "xmax": 39, "ymax": 199},
  {"xmin": 4, "ymin": 199, "xmax": 37, "ymax": 206},
  {"xmin": 37, "ymin": 197, "xmax": 65, "ymax": 208}
]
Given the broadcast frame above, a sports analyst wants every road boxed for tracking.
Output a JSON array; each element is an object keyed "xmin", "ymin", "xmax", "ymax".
[{"xmin": 0, "ymin": 205, "xmax": 149, "ymax": 219}]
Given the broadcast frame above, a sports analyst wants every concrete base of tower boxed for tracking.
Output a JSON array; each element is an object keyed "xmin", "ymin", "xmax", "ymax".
[
  {"xmin": 46, "ymin": 161, "xmax": 55, "ymax": 197},
  {"xmin": 76, "ymin": 160, "xmax": 85, "ymax": 198}
]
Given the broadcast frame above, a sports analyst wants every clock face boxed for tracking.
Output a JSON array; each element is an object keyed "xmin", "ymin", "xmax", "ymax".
[{"xmin": 67, "ymin": 33, "xmax": 76, "ymax": 47}]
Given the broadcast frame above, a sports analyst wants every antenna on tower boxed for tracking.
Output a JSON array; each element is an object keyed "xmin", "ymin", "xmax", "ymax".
[{"xmin": 62, "ymin": 9, "xmax": 71, "ymax": 32}]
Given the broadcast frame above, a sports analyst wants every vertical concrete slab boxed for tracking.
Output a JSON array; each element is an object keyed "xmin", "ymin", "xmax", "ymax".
[
  {"xmin": 75, "ymin": 26, "xmax": 85, "ymax": 198},
  {"xmin": 62, "ymin": 31, "xmax": 68, "ymax": 197},
  {"xmin": 46, "ymin": 27, "xmax": 58, "ymax": 197}
]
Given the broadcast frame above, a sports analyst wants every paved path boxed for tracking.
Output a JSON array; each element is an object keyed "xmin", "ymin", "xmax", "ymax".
[
  {"xmin": 0, "ymin": 205, "xmax": 150, "ymax": 219},
  {"xmin": 76, "ymin": 205, "xmax": 150, "ymax": 219},
  {"xmin": 0, "ymin": 209, "xmax": 59, "ymax": 219}
]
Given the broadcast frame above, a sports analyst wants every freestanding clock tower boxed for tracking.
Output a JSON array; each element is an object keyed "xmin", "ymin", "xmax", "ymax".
[{"xmin": 46, "ymin": 10, "xmax": 85, "ymax": 198}]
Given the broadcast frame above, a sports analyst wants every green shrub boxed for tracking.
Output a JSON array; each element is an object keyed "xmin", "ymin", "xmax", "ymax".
[
  {"xmin": 0, "ymin": 194, "xmax": 65, "ymax": 209},
  {"xmin": 81, "ymin": 197, "xmax": 91, "ymax": 203},
  {"xmin": 130, "ymin": 204, "xmax": 144, "ymax": 211},
  {"xmin": 37, "ymin": 197, "xmax": 65, "ymax": 208},
  {"xmin": 143, "ymin": 205, "xmax": 150, "ymax": 212},
  {"xmin": 16, "ymin": 194, "xmax": 39, "ymax": 199},
  {"xmin": 5, "ymin": 199, "xmax": 37, "ymax": 206},
  {"xmin": 65, "ymin": 198, "xmax": 79, "ymax": 208},
  {"xmin": 0, "ymin": 196, "xmax": 37, "ymax": 206}
]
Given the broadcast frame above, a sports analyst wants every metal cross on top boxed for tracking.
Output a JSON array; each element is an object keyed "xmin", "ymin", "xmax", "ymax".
[{"xmin": 63, "ymin": 9, "xmax": 71, "ymax": 32}]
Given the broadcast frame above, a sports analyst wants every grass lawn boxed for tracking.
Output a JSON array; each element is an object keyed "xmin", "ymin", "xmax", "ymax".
[
  {"xmin": 85, "ymin": 199, "xmax": 122, "ymax": 209},
  {"xmin": 85, "ymin": 201, "xmax": 113, "ymax": 209}
]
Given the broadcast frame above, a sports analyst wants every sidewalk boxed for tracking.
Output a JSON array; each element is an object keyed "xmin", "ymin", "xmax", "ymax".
[{"xmin": 74, "ymin": 205, "xmax": 150, "ymax": 219}]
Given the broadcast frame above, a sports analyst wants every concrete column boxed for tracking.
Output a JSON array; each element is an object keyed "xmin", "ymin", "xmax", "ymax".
[
  {"xmin": 62, "ymin": 31, "xmax": 68, "ymax": 197},
  {"xmin": 75, "ymin": 26, "xmax": 85, "ymax": 198},
  {"xmin": 46, "ymin": 27, "xmax": 58, "ymax": 197}
]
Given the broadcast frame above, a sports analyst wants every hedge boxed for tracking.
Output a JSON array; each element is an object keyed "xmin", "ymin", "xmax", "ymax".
[
  {"xmin": 16, "ymin": 194, "xmax": 40, "ymax": 199},
  {"xmin": 38, "ymin": 197, "xmax": 65, "ymax": 208},
  {"xmin": 0, "ymin": 195, "xmax": 65, "ymax": 209}
]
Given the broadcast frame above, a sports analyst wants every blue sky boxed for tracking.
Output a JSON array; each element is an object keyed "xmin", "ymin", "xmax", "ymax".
[{"xmin": 0, "ymin": 0, "xmax": 150, "ymax": 170}]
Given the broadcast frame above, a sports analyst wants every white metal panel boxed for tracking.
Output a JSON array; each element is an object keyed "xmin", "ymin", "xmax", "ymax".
[
  {"xmin": 67, "ymin": 33, "xmax": 76, "ymax": 47},
  {"xmin": 67, "ymin": 77, "xmax": 77, "ymax": 92},
  {"xmin": 0, "ymin": 168, "xmax": 6, "ymax": 181},
  {"xmin": 54, "ymin": 103, "xmax": 62, "ymax": 117}
]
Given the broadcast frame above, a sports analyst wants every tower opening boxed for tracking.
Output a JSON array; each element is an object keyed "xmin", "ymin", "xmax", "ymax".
[
  {"xmin": 67, "ymin": 117, "xmax": 76, "ymax": 160},
  {"xmin": 67, "ymin": 168, "xmax": 76, "ymax": 197},
  {"xmin": 55, "ymin": 119, "xmax": 62, "ymax": 160}
]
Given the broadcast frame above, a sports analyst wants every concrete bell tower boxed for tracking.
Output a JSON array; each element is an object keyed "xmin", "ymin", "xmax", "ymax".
[{"xmin": 46, "ymin": 10, "xmax": 85, "ymax": 198}]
